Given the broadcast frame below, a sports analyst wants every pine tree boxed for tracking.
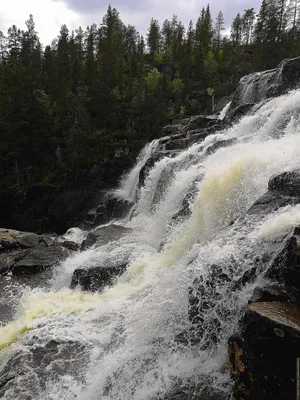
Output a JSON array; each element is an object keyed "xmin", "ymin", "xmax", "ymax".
[
  {"xmin": 242, "ymin": 9, "xmax": 256, "ymax": 45},
  {"xmin": 0, "ymin": 31, "xmax": 7, "ymax": 63},
  {"xmin": 147, "ymin": 18, "xmax": 161, "ymax": 55},
  {"xmin": 231, "ymin": 13, "xmax": 243, "ymax": 47},
  {"xmin": 214, "ymin": 11, "xmax": 225, "ymax": 51}
]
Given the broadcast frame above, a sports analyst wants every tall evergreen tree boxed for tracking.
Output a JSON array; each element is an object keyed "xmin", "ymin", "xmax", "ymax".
[
  {"xmin": 147, "ymin": 18, "xmax": 161, "ymax": 55},
  {"xmin": 214, "ymin": 11, "xmax": 225, "ymax": 51}
]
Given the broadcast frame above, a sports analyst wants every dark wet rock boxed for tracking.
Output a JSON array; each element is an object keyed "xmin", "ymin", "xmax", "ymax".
[
  {"xmin": 183, "ymin": 115, "xmax": 219, "ymax": 132},
  {"xmin": 229, "ymin": 222, "xmax": 300, "ymax": 398},
  {"xmin": 225, "ymin": 103, "xmax": 255, "ymax": 123},
  {"xmin": 70, "ymin": 262, "xmax": 128, "ymax": 292},
  {"xmin": 162, "ymin": 125, "xmax": 181, "ymax": 134},
  {"xmin": 0, "ymin": 339, "xmax": 87, "ymax": 398},
  {"xmin": 15, "ymin": 232, "xmax": 39, "ymax": 248},
  {"xmin": 227, "ymin": 56, "xmax": 300, "ymax": 121},
  {"xmin": 215, "ymin": 95, "xmax": 234, "ymax": 113},
  {"xmin": 164, "ymin": 138, "xmax": 187, "ymax": 151},
  {"xmin": 205, "ymin": 138, "xmax": 237, "ymax": 156},
  {"xmin": 82, "ymin": 192, "xmax": 134, "ymax": 230},
  {"xmin": 12, "ymin": 246, "xmax": 67, "ymax": 275},
  {"xmin": 61, "ymin": 240, "xmax": 79, "ymax": 251},
  {"xmin": 248, "ymin": 285, "xmax": 289, "ymax": 304},
  {"xmin": 0, "ymin": 229, "xmax": 40, "ymax": 251},
  {"xmin": 138, "ymin": 153, "xmax": 161, "ymax": 188},
  {"xmin": 263, "ymin": 227, "xmax": 300, "ymax": 297},
  {"xmin": 41, "ymin": 234, "xmax": 56, "ymax": 247},
  {"xmin": 158, "ymin": 379, "xmax": 230, "ymax": 400},
  {"xmin": 0, "ymin": 251, "xmax": 21, "ymax": 274},
  {"xmin": 0, "ymin": 229, "xmax": 21, "ymax": 251},
  {"xmin": 232, "ymin": 267, "xmax": 257, "ymax": 291},
  {"xmin": 188, "ymin": 265, "xmax": 232, "ymax": 346},
  {"xmin": 248, "ymin": 191, "xmax": 300, "ymax": 215},
  {"xmin": 268, "ymin": 170, "xmax": 300, "ymax": 196},
  {"xmin": 186, "ymin": 130, "xmax": 211, "ymax": 146},
  {"xmin": 229, "ymin": 302, "xmax": 300, "ymax": 400},
  {"xmin": 83, "ymin": 224, "xmax": 133, "ymax": 250}
]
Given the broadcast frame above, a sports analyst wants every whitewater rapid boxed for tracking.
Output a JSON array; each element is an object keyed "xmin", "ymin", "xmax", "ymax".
[{"xmin": 2, "ymin": 89, "xmax": 300, "ymax": 399}]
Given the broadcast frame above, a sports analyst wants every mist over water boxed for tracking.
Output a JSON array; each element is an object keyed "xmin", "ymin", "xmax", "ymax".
[{"xmin": 2, "ymin": 89, "xmax": 300, "ymax": 399}]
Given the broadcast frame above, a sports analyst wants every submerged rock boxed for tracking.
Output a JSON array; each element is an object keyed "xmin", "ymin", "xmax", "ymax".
[{"xmin": 0, "ymin": 339, "xmax": 86, "ymax": 398}]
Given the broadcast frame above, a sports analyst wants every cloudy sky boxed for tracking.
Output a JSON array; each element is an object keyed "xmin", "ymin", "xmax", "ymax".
[{"xmin": 0, "ymin": 0, "xmax": 262, "ymax": 45}]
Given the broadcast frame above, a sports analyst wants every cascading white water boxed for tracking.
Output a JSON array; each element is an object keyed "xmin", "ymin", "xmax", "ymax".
[
  {"xmin": 2, "ymin": 89, "xmax": 300, "ymax": 399},
  {"xmin": 115, "ymin": 139, "xmax": 160, "ymax": 202},
  {"xmin": 219, "ymin": 102, "xmax": 231, "ymax": 120}
]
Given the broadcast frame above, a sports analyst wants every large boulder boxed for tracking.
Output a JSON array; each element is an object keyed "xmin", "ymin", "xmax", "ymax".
[
  {"xmin": 0, "ymin": 229, "xmax": 47, "ymax": 252},
  {"xmin": 82, "ymin": 224, "xmax": 133, "ymax": 250},
  {"xmin": 248, "ymin": 170, "xmax": 300, "ymax": 215},
  {"xmin": 70, "ymin": 261, "xmax": 128, "ymax": 292},
  {"xmin": 229, "ymin": 302, "xmax": 300, "ymax": 400},
  {"xmin": 82, "ymin": 192, "xmax": 134, "ymax": 230},
  {"xmin": 12, "ymin": 246, "xmax": 67, "ymax": 275},
  {"xmin": 0, "ymin": 228, "xmax": 76, "ymax": 276},
  {"xmin": 268, "ymin": 169, "xmax": 300, "ymax": 196},
  {"xmin": 228, "ymin": 170, "xmax": 300, "ymax": 398}
]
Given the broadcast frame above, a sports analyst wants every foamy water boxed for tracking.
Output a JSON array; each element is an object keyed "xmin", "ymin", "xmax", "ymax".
[{"xmin": 2, "ymin": 89, "xmax": 300, "ymax": 399}]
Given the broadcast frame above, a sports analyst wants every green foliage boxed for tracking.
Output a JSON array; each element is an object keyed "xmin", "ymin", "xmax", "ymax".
[
  {"xmin": 145, "ymin": 69, "xmax": 162, "ymax": 94},
  {"xmin": 170, "ymin": 79, "xmax": 185, "ymax": 95},
  {"xmin": 1, "ymin": 1, "xmax": 300, "ymax": 192}
]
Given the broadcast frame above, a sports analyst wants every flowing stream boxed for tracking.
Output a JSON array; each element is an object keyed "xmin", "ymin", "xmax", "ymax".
[{"xmin": 2, "ymin": 88, "xmax": 300, "ymax": 399}]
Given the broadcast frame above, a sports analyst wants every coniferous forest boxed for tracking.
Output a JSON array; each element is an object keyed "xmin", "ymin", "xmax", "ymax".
[{"xmin": 1, "ymin": 0, "xmax": 300, "ymax": 193}]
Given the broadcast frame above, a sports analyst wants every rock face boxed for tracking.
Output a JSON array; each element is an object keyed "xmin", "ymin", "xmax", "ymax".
[
  {"xmin": 0, "ymin": 166, "xmax": 135, "ymax": 235},
  {"xmin": 0, "ymin": 111, "xmax": 225, "ymax": 235},
  {"xmin": 227, "ymin": 56, "xmax": 300, "ymax": 120},
  {"xmin": 0, "ymin": 228, "xmax": 74, "ymax": 275},
  {"xmin": 70, "ymin": 262, "xmax": 128, "ymax": 292},
  {"xmin": 81, "ymin": 224, "xmax": 133, "ymax": 250},
  {"xmin": 229, "ymin": 302, "xmax": 300, "ymax": 400},
  {"xmin": 0, "ymin": 339, "xmax": 86, "ymax": 398},
  {"xmin": 248, "ymin": 170, "xmax": 300, "ymax": 215},
  {"xmin": 228, "ymin": 169, "xmax": 300, "ymax": 399},
  {"xmin": 81, "ymin": 192, "xmax": 133, "ymax": 231}
]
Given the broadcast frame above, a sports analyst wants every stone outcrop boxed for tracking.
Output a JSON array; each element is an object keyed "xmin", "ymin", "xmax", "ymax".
[
  {"xmin": 248, "ymin": 170, "xmax": 300, "ymax": 215},
  {"xmin": 226, "ymin": 56, "xmax": 300, "ymax": 121},
  {"xmin": 229, "ymin": 302, "xmax": 300, "ymax": 400},
  {"xmin": 0, "ymin": 228, "xmax": 74, "ymax": 276},
  {"xmin": 70, "ymin": 261, "xmax": 128, "ymax": 292},
  {"xmin": 81, "ymin": 224, "xmax": 133, "ymax": 250},
  {"xmin": 228, "ymin": 169, "xmax": 300, "ymax": 399}
]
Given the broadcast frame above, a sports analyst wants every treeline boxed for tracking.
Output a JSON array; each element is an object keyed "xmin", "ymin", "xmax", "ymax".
[{"xmin": 1, "ymin": 0, "xmax": 300, "ymax": 190}]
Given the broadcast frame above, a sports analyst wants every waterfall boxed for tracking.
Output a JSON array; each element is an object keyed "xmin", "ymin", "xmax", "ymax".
[
  {"xmin": 2, "ymin": 88, "xmax": 300, "ymax": 399},
  {"xmin": 226, "ymin": 57, "xmax": 300, "ymax": 119},
  {"xmin": 115, "ymin": 139, "xmax": 160, "ymax": 202},
  {"xmin": 219, "ymin": 102, "xmax": 231, "ymax": 120}
]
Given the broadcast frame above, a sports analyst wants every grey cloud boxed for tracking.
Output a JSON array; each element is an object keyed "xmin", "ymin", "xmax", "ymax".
[{"xmin": 60, "ymin": 0, "xmax": 263, "ymax": 32}]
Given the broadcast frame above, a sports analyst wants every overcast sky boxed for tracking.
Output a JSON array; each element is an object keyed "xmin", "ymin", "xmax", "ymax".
[{"xmin": 0, "ymin": 0, "xmax": 262, "ymax": 45}]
